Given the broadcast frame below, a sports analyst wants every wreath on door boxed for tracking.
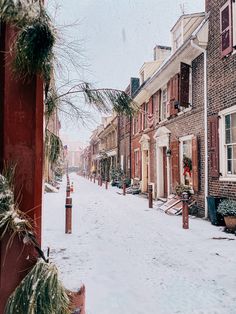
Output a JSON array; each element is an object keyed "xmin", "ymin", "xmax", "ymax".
[{"xmin": 183, "ymin": 155, "xmax": 192, "ymax": 177}]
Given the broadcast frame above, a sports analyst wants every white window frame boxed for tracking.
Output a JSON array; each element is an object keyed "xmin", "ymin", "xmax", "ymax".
[
  {"xmin": 219, "ymin": 105, "xmax": 236, "ymax": 181},
  {"xmin": 161, "ymin": 86, "xmax": 167, "ymax": 121},
  {"xmin": 233, "ymin": 0, "xmax": 236, "ymax": 50},
  {"xmin": 179, "ymin": 135, "xmax": 194, "ymax": 186}
]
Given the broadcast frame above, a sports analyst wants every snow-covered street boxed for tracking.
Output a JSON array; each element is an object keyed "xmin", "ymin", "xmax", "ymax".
[{"xmin": 43, "ymin": 174, "xmax": 236, "ymax": 314}]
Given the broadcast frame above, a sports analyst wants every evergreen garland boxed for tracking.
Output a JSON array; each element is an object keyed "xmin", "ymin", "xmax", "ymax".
[{"xmin": 5, "ymin": 259, "xmax": 71, "ymax": 314}]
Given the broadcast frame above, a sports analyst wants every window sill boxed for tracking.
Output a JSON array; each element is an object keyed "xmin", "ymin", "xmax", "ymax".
[
  {"xmin": 178, "ymin": 107, "xmax": 192, "ymax": 116},
  {"xmin": 219, "ymin": 177, "xmax": 236, "ymax": 182}
]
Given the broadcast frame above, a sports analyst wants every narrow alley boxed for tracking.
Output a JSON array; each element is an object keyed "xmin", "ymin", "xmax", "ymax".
[{"xmin": 43, "ymin": 175, "xmax": 236, "ymax": 314}]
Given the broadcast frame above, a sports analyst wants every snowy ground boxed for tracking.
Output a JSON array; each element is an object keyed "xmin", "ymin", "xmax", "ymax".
[{"xmin": 43, "ymin": 174, "xmax": 236, "ymax": 314}]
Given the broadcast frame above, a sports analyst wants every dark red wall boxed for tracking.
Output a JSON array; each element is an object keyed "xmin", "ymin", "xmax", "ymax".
[{"xmin": 0, "ymin": 24, "xmax": 44, "ymax": 312}]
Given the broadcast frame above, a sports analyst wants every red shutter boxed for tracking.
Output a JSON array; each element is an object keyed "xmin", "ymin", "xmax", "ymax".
[
  {"xmin": 170, "ymin": 140, "xmax": 180, "ymax": 191},
  {"xmin": 180, "ymin": 62, "xmax": 190, "ymax": 108},
  {"xmin": 192, "ymin": 136, "xmax": 199, "ymax": 193},
  {"xmin": 167, "ymin": 80, "xmax": 172, "ymax": 118},
  {"xmin": 209, "ymin": 115, "xmax": 219, "ymax": 178},
  {"xmin": 220, "ymin": 0, "xmax": 233, "ymax": 57}
]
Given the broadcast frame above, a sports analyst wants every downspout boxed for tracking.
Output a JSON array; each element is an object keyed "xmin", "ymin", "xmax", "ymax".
[{"xmin": 190, "ymin": 39, "xmax": 208, "ymax": 218}]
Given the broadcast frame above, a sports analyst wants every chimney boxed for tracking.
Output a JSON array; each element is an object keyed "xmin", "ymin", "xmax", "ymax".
[{"xmin": 153, "ymin": 45, "xmax": 171, "ymax": 62}]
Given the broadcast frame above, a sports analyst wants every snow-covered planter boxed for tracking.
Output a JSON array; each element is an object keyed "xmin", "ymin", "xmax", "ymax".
[
  {"xmin": 175, "ymin": 184, "xmax": 192, "ymax": 197},
  {"xmin": 217, "ymin": 199, "xmax": 236, "ymax": 231}
]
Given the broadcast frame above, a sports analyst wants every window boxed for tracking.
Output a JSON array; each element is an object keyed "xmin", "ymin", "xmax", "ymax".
[
  {"xmin": 233, "ymin": 0, "xmax": 236, "ymax": 48},
  {"xmin": 180, "ymin": 136, "xmax": 193, "ymax": 187},
  {"xmin": 225, "ymin": 113, "xmax": 236, "ymax": 175},
  {"xmin": 219, "ymin": 106, "xmax": 236, "ymax": 180},
  {"xmin": 143, "ymin": 103, "xmax": 148, "ymax": 129},
  {"xmin": 140, "ymin": 71, "xmax": 144, "ymax": 84},
  {"xmin": 220, "ymin": 0, "xmax": 233, "ymax": 57},
  {"xmin": 161, "ymin": 87, "xmax": 167, "ymax": 120},
  {"xmin": 133, "ymin": 116, "xmax": 139, "ymax": 134},
  {"xmin": 173, "ymin": 26, "xmax": 182, "ymax": 52},
  {"xmin": 134, "ymin": 149, "xmax": 139, "ymax": 178}
]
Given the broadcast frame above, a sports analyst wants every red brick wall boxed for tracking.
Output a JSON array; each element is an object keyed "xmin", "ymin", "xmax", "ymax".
[
  {"xmin": 207, "ymin": 0, "xmax": 236, "ymax": 199},
  {"xmin": 155, "ymin": 53, "xmax": 206, "ymax": 213}
]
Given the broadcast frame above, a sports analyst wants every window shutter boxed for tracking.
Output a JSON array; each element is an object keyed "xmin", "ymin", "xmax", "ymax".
[
  {"xmin": 192, "ymin": 136, "xmax": 199, "ymax": 193},
  {"xmin": 220, "ymin": 0, "xmax": 233, "ymax": 57},
  {"xmin": 167, "ymin": 80, "xmax": 172, "ymax": 118},
  {"xmin": 170, "ymin": 139, "xmax": 180, "ymax": 190},
  {"xmin": 180, "ymin": 62, "xmax": 190, "ymax": 108},
  {"xmin": 172, "ymin": 74, "xmax": 179, "ymax": 115},
  {"xmin": 209, "ymin": 115, "xmax": 219, "ymax": 178}
]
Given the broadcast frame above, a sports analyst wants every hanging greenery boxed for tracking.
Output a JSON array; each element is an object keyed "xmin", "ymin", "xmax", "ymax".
[
  {"xmin": 45, "ymin": 89, "xmax": 59, "ymax": 121},
  {"xmin": 5, "ymin": 259, "xmax": 71, "ymax": 314},
  {"xmin": 0, "ymin": 0, "xmax": 56, "ymax": 83},
  {"xmin": 0, "ymin": 168, "xmax": 72, "ymax": 313},
  {"xmin": 45, "ymin": 129, "xmax": 63, "ymax": 164}
]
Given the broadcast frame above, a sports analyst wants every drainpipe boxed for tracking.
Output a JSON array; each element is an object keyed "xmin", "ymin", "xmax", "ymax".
[{"xmin": 190, "ymin": 39, "xmax": 208, "ymax": 218}]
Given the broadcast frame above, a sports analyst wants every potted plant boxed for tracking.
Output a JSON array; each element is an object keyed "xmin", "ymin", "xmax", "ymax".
[
  {"xmin": 217, "ymin": 199, "xmax": 236, "ymax": 231},
  {"xmin": 175, "ymin": 183, "xmax": 192, "ymax": 197}
]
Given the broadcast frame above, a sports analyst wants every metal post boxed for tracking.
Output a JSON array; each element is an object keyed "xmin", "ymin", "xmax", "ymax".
[
  {"xmin": 93, "ymin": 176, "xmax": 95, "ymax": 183},
  {"xmin": 148, "ymin": 184, "xmax": 153, "ymax": 208},
  {"xmin": 182, "ymin": 192, "xmax": 189, "ymax": 229},
  {"xmin": 105, "ymin": 181, "xmax": 108, "ymax": 190},
  {"xmin": 65, "ymin": 197, "xmax": 72, "ymax": 234},
  {"xmin": 123, "ymin": 180, "xmax": 126, "ymax": 196}
]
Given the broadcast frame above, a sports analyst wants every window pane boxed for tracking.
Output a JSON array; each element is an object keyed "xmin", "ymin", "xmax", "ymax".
[
  {"xmin": 232, "ymin": 113, "xmax": 236, "ymax": 127},
  {"xmin": 227, "ymin": 145, "xmax": 232, "ymax": 159},
  {"xmin": 226, "ymin": 129, "xmax": 231, "ymax": 144},
  {"xmin": 225, "ymin": 115, "xmax": 231, "ymax": 129},
  {"xmin": 233, "ymin": 160, "xmax": 236, "ymax": 175},
  {"xmin": 227, "ymin": 160, "xmax": 232, "ymax": 174},
  {"xmin": 232, "ymin": 128, "xmax": 236, "ymax": 143},
  {"xmin": 233, "ymin": 145, "xmax": 236, "ymax": 159}
]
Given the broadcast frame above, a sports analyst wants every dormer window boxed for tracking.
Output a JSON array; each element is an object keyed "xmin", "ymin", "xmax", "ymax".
[
  {"xmin": 173, "ymin": 25, "xmax": 182, "ymax": 51},
  {"xmin": 140, "ymin": 71, "xmax": 144, "ymax": 84}
]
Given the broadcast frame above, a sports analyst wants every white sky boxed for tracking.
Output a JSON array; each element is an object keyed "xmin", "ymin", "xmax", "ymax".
[{"xmin": 49, "ymin": 0, "xmax": 205, "ymax": 145}]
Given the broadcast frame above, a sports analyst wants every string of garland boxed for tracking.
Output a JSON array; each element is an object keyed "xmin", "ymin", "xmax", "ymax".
[
  {"xmin": 0, "ymin": 168, "xmax": 71, "ymax": 313},
  {"xmin": 0, "ymin": 0, "xmax": 56, "ymax": 85},
  {"xmin": 45, "ymin": 129, "xmax": 63, "ymax": 164}
]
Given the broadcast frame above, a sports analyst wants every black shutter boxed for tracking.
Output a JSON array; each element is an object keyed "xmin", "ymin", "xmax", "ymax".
[{"xmin": 180, "ymin": 62, "xmax": 190, "ymax": 108}]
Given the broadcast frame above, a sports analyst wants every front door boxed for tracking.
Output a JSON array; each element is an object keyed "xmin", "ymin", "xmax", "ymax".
[{"xmin": 163, "ymin": 147, "xmax": 168, "ymax": 198}]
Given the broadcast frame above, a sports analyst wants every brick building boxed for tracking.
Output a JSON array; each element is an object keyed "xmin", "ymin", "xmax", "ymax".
[
  {"xmin": 118, "ymin": 78, "xmax": 140, "ymax": 180},
  {"xmin": 131, "ymin": 45, "xmax": 172, "ymax": 194},
  {"xmin": 97, "ymin": 114, "xmax": 118, "ymax": 181},
  {"xmin": 131, "ymin": 13, "xmax": 209, "ymax": 215},
  {"xmin": 206, "ymin": 0, "xmax": 236, "ymax": 201}
]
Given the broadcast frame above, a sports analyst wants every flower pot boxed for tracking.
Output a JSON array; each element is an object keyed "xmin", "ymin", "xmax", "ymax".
[
  {"xmin": 224, "ymin": 216, "xmax": 236, "ymax": 231},
  {"xmin": 68, "ymin": 285, "xmax": 86, "ymax": 314}
]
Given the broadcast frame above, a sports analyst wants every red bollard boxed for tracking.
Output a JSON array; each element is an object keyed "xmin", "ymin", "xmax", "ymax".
[
  {"xmin": 70, "ymin": 182, "xmax": 74, "ymax": 193},
  {"xmin": 123, "ymin": 181, "xmax": 126, "ymax": 196},
  {"xmin": 66, "ymin": 185, "xmax": 70, "ymax": 197},
  {"xmin": 148, "ymin": 184, "xmax": 153, "ymax": 208},
  {"xmin": 65, "ymin": 197, "xmax": 72, "ymax": 234},
  {"xmin": 182, "ymin": 192, "xmax": 189, "ymax": 229},
  {"xmin": 100, "ymin": 178, "xmax": 103, "ymax": 187}
]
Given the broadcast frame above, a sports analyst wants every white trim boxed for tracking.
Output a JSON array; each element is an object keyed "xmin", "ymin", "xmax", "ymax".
[
  {"xmin": 179, "ymin": 135, "xmax": 193, "ymax": 185},
  {"xmin": 179, "ymin": 134, "xmax": 194, "ymax": 142},
  {"xmin": 219, "ymin": 106, "xmax": 236, "ymax": 180},
  {"xmin": 134, "ymin": 148, "xmax": 140, "ymax": 152},
  {"xmin": 233, "ymin": 0, "xmax": 236, "ymax": 48}
]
